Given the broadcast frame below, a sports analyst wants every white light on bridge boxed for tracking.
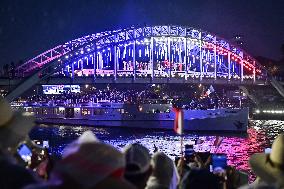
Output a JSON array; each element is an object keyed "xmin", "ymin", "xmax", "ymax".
[{"xmin": 262, "ymin": 110, "xmax": 284, "ymax": 114}]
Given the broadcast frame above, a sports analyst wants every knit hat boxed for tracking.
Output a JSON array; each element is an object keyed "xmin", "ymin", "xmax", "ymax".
[
  {"xmin": 62, "ymin": 130, "xmax": 98, "ymax": 158},
  {"xmin": 55, "ymin": 131, "xmax": 127, "ymax": 188},
  {"xmin": 146, "ymin": 152, "xmax": 179, "ymax": 189},
  {"xmin": 123, "ymin": 143, "xmax": 151, "ymax": 175}
]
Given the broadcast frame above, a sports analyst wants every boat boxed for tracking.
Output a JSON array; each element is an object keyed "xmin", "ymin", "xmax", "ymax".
[{"xmin": 12, "ymin": 102, "xmax": 248, "ymax": 132}]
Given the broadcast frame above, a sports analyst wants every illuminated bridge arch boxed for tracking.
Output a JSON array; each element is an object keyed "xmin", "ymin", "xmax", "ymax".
[
  {"xmin": 16, "ymin": 25, "xmax": 267, "ymax": 82},
  {"xmin": 6, "ymin": 25, "xmax": 270, "ymax": 102}
]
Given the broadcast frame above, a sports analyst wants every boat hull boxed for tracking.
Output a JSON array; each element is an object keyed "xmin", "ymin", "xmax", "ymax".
[{"xmin": 35, "ymin": 108, "xmax": 248, "ymax": 132}]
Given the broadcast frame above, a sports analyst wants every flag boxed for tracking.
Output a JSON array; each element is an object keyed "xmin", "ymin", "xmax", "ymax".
[
  {"xmin": 209, "ymin": 85, "xmax": 215, "ymax": 93},
  {"xmin": 205, "ymin": 85, "xmax": 215, "ymax": 96},
  {"xmin": 173, "ymin": 107, "xmax": 184, "ymax": 135},
  {"xmin": 205, "ymin": 89, "xmax": 211, "ymax": 96}
]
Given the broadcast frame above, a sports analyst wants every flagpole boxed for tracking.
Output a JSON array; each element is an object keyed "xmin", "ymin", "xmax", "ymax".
[
  {"xmin": 173, "ymin": 106, "xmax": 185, "ymax": 182},
  {"xmin": 180, "ymin": 134, "xmax": 184, "ymax": 158},
  {"xmin": 180, "ymin": 133, "xmax": 184, "ymax": 187}
]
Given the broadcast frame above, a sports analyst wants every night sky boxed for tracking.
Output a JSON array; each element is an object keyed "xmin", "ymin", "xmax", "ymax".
[{"xmin": 0, "ymin": 0, "xmax": 283, "ymax": 67}]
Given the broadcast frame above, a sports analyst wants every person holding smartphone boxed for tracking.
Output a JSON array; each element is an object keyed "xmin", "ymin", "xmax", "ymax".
[
  {"xmin": 177, "ymin": 144, "xmax": 209, "ymax": 179},
  {"xmin": 211, "ymin": 154, "xmax": 249, "ymax": 189},
  {"xmin": 0, "ymin": 98, "xmax": 38, "ymax": 189},
  {"xmin": 184, "ymin": 144, "xmax": 209, "ymax": 169}
]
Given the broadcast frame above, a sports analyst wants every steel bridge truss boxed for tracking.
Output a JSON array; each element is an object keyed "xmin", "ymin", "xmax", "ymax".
[{"xmin": 15, "ymin": 25, "xmax": 267, "ymax": 83}]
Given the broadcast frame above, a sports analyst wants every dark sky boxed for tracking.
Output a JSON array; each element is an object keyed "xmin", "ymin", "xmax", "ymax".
[{"xmin": 0, "ymin": 0, "xmax": 283, "ymax": 66}]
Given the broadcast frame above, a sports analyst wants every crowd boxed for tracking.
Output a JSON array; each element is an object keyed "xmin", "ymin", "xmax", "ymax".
[
  {"xmin": 20, "ymin": 86, "xmax": 244, "ymax": 110},
  {"xmin": 24, "ymin": 88, "xmax": 160, "ymax": 105},
  {"xmin": 1, "ymin": 97, "xmax": 283, "ymax": 189},
  {"xmin": 0, "ymin": 62, "xmax": 17, "ymax": 78}
]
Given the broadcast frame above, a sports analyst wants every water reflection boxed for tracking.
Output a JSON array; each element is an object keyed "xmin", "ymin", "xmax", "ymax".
[{"xmin": 29, "ymin": 120, "xmax": 284, "ymax": 181}]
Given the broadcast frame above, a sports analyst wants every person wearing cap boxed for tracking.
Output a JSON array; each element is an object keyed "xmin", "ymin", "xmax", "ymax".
[
  {"xmin": 123, "ymin": 143, "xmax": 153, "ymax": 189},
  {"xmin": 146, "ymin": 152, "xmax": 179, "ymax": 189},
  {"xmin": 0, "ymin": 98, "xmax": 38, "ymax": 189},
  {"xmin": 25, "ymin": 131, "xmax": 137, "ymax": 189},
  {"xmin": 240, "ymin": 133, "xmax": 284, "ymax": 189}
]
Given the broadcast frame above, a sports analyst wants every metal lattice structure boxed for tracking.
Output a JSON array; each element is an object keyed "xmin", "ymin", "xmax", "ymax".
[{"xmin": 16, "ymin": 25, "xmax": 267, "ymax": 82}]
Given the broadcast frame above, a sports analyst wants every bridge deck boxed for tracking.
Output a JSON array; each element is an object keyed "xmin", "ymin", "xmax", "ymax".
[{"xmin": 0, "ymin": 76, "xmax": 268, "ymax": 86}]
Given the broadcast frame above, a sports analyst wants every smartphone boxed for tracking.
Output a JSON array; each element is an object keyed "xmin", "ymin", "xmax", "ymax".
[
  {"xmin": 184, "ymin": 144, "xmax": 195, "ymax": 164},
  {"xmin": 264, "ymin": 148, "xmax": 271, "ymax": 154},
  {"xmin": 17, "ymin": 144, "xmax": 32, "ymax": 162},
  {"xmin": 212, "ymin": 153, "xmax": 227, "ymax": 170},
  {"xmin": 43, "ymin": 141, "xmax": 49, "ymax": 148},
  {"xmin": 184, "ymin": 144, "xmax": 194, "ymax": 154}
]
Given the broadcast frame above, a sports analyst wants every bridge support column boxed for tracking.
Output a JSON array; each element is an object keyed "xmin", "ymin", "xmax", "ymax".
[
  {"xmin": 184, "ymin": 37, "xmax": 187, "ymax": 79},
  {"xmin": 79, "ymin": 59, "xmax": 83, "ymax": 72},
  {"xmin": 214, "ymin": 39, "xmax": 217, "ymax": 80},
  {"xmin": 133, "ymin": 41, "xmax": 136, "ymax": 80},
  {"xmin": 168, "ymin": 37, "xmax": 171, "ymax": 79},
  {"xmin": 72, "ymin": 61, "xmax": 74, "ymax": 80},
  {"xmin": 114, "ymin": 46, "xmax": 117, "ymax": 80},
  {"xmin": 91, "ymin": 55, "xmax": 94, "ymax": 77},
  {"xmin": 199, "ymin": 32, "xmax": 203, "ymax": 81},
  {"xmin": 228, "ymin": 52, "xmax": 231, "ymax": 80},
  {"xmin": 93, "ymin": 51, "xmax": 97, "ymax": 80},
  {"xmin": 150, "ymin": 37, "xmax": 154, "ymax": 79}
]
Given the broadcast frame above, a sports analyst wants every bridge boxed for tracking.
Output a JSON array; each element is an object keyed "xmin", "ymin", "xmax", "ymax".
[{"xmin": 3, "ymin": 25, "xmax": 281, "ymax": 102}]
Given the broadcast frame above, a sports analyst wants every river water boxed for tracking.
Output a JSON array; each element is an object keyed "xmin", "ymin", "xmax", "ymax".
[{"xmin": 29, "ymin": 120, "xmax": 284, "ymax": 180}]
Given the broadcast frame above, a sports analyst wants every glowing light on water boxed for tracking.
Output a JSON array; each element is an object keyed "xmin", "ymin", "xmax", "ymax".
[{"xmin": 29, "ymin": 120, "xmax": 284, "ymax": 182}]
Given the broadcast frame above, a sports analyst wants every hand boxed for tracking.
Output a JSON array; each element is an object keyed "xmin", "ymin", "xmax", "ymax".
[
  {"xmin": 194, "ymin": 153, "xmax": 205, "ymax": 168},
  {"xmin": 177, "ymin": 157, "xmax": 185, "ymax": 177}
]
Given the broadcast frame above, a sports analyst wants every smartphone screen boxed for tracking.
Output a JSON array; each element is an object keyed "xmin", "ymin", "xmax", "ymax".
[
  {"xmin": 17, "ymin": 144, "xmax": 32, "ymax": 162},
  {"xmin": 43, "ymin": 141, "xmax": 49, "ymax": 148},
  {"xmin": 184, "ymin": 145, "xmax": 194, "ymax": 155},
  {"xmin": 264, "ymin": 148, "xmax": 271, "ymax": 154},
  {"xmin": 212, "ymin": 154, "xmax": 227, "ymax": 170}
]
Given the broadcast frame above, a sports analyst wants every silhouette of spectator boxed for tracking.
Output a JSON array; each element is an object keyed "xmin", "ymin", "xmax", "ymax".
[
  {"xmin": 0, "ymin": 97, "xmax": 37, "ymax": 189},
  {"xmin": 29, "ymin": 148, "xmax": 40, "ymax": 170},
  {"xmin": 180, "ymin": 169, "xmax": 220, "ymax": 189},
  {"xmin": 153, "ymin": 144, "xmax": 158, "ymax": 153},
  {"xmin": 123, "ymin": 143, "xmax": 152, "ymax": 189},
  {"xmin": 10, "ymin": 61, "xmax": 15, "ymax": 78},
  {"xmin": 146, "ymin": 152, "xmax": 179, "ymax": 189},
  {"xmin": 25, "ymin": 131, "xmax": 136, "ymax": 189},
  {"xmin": 18, "ymin": 60, "xmax": 24, "ymax": 77},
  {"xmin": 240, "ymin": 134, "xmax": 284, "ymax": 188},
  {"xmin": 3, "ymin": 64, "xmax": 9, "ymax": 77}
]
